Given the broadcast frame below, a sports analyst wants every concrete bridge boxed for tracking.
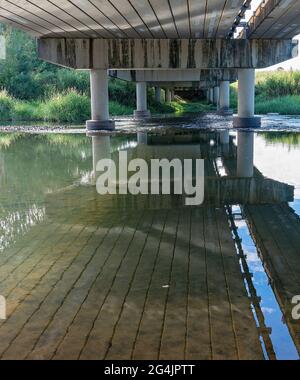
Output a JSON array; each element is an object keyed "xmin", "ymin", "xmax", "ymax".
[{"xmin": 0, "ymin": 0, "xmax": 299, "ymax": 129}]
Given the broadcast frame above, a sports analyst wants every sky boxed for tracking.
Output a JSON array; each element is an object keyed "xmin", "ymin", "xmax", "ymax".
[{"xmin": 243, "ymin": 0, "xmax": 300, "ymax": 71}]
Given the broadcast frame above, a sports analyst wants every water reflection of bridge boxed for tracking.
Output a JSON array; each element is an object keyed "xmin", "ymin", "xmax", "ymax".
[
  {"xmin": 222, "ymin": 134, "xmax": 300, "ymax": 357},
  {"xmin": 0, "ymin": 131, "xmax": 299, "ymax": 360}
]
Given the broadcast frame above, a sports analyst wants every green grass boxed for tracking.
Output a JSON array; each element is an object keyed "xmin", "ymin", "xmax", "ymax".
[
  {"xmin": 262, "ymin": 132, "xmax": 300, "ymax": 147},
  {"xmin": 0, "ymin": 90, "xmax": 14, "ymax": 120},
  {"xmin": 0, "ymin": 89, "xmax": 209, "ymax": 124},
  {"xmin": 255, "ymin": 95, "xmax": 300, "ymax": 115},
  {"xmin": 109, "ymin": 101, "xmax": 134, "ymax": 116},
  {"xmin": 230, "ymin": 71, "xmax": 300, "ymax": 115},
  {"xmin": 230, "ymin": 84, "xmax": 300, "ymax": 115},
  {"xmin": 43, "ymin": 91, "xmax": 90, "ymax": 122},
  {"xmin": 169, "ymin": 99, "xmax": 214, "ymax": 114}
]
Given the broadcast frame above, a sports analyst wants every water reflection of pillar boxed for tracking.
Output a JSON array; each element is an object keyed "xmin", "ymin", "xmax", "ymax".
[
  {"xmin": 220, "ymin": 130, "xmax": 230, "ymax": 157},
  {"xmin": 237, "ymin": 131, "xmax": 254, "ymax": 178},
  {"xmin": 92, "ymin": 135, "xmax": 111, "ymax": 178},
  {"xmin": 137, "ymin": 132, "xmax": 148, "ymax": 145}
]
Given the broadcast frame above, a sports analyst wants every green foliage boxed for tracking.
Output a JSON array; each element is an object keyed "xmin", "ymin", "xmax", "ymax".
[
  {"xmin": 43, "ymin": 91, "xmax": 90, "ymax": 123},
  {"xmin": 109, "ymin": 79, "xmax": 136, "ymax": 107},
  {"xmin": 255, "ymin": 95, "xmax": 300, "ymax": 115},
  {"xmin": 262, "ymin": 132, "xmax": 300, "ymax": 147},
  {"xmin": 0, "ymin": 90, "xmax": 14, "ymax": 120},
  {"xmin": 109, "ymin": 101, "xmax": 134, "ymax": 116},
  {"xmin": 169, "ymin": 99, "xmax": 213, "ymax": 114},
  {"xmin": 13, "ymin": 101, "xmax": 43, "ymax": 121},
  {"xmin": 256, "ymin": 71, "xmax": 300, "ymax": 98},
  {"xmin": 230, "ymin": 74, "xmax": 300, "ymax": 115}
]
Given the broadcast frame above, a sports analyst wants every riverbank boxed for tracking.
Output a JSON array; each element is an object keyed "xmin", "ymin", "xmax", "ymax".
[
  {"xmin": 0, "ymin": 90, "xmax": 213, "ymax": 123},
  {"xmin": 2, "ymin": 89, "xmax": 300, "ymax": 125}
]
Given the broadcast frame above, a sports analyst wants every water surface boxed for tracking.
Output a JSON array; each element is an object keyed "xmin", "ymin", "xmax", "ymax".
[{"xmin": 0, "ymin": 125, "xmax": 299, "ymax": 360}]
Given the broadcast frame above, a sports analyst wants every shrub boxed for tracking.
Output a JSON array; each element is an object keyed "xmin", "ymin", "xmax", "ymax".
[
  {"xmin": 12, "ymin": 101, "xmax": 43, "ymax": 121},
  {"xmin": 0, "ymin": 90, "xmax": 14, "ymax": 120},
  {"xmin": 109, "ymin": 101, "xmax": 134, "ymax": 116},
  {"xmin": 43, "ymin": 90, "xmax": 90, "ymax": 123}
]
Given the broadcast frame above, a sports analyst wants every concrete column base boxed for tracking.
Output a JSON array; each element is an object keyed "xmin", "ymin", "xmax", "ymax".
[
  {"xmin": 134, "ymin": 110, "xmax": 151, "ymax": 119},
  {"xmin": 233, "ymin": 116, "xmax": 261, "ymax": 128},
  {"xmin": 86, "ymin": 120, "xmax": 115, "ymax": 131},
  {"xmin": 218, "ymin": 107, "xmax": 233, "ymax": 116}
]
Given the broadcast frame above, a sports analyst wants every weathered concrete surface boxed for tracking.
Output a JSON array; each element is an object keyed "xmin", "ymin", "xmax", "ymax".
[
  {"xmin": 38, "ymin": 38, "xmax": 298, "ymax": 70},
  {"xmin": 109, "ymin": 69, "xmax": 238, "ymax": 83}
]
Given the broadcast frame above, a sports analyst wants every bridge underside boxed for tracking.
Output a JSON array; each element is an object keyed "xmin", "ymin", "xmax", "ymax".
[
  {"xmin": 246, "ymin": 0, "xmax": 300, "ymax": 39},
  {"xmin": 0, "ymin": 0, "xmax": 247, "ymax": 39}
]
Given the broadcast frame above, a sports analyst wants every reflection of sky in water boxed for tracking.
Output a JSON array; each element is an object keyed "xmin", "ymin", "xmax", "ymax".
[
  {"xmin": 246, "ymin": 133, "xmax": 300, "ymax": 358},
  {"xmin": 254, "ymin": 133, "xmax": 300, "ymax": 216},
  {"xmin": 236, "ymin": 219, "xmax": 299, "ymax": 360}
]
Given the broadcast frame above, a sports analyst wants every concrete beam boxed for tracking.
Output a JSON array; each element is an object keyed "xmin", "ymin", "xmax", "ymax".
[
  {"xmin": 38, "ymin": 38, "xmax": 298, "ymax": 70},
  {"xmin": 145, "ymin": 81, "xmax": 222, "ymax": 89},
  {"xmin": 109, "ymin": 69, "xmax": 238, "ymax": 83}
]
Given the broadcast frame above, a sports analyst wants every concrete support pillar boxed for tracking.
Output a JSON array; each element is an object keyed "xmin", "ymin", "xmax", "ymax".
[
  {"xmin": 155, "ymin": 87, "xmax": 161, "ymax": 103},
  {"xmin": 213, "ymin": 86, "xmax": 220, "ymax": 109},
  {"xmin": 171, "ymin": 89, "xmax": 175, "ymax": 101},
  {"xmin": 86, "ymin": 69, "xmax": 115, "ymax": 131},
  {"xmin": 218, "ymin": 81, "xmax": 232, "ymax": 115},
  {"xmin": 134, "ymin": 82, "xmax": 151, "ymax": 118},
  {"xmin": 165, "ymin": 88, "xmax": 172, "ymax": 103},
  {"xmin": 206, "ymin": 90, "xmax": 210, "ymax": 103},
  {"xmin": 237, "ymin": 131, "xmax": 254, "ymax": 178},
  {"xmin": 233, "ymin": 69, "xmax": 261, "ymax": 128},
  {"xmin": 209, "ymin": 88, "xmax": 214, "ymax": 103}
]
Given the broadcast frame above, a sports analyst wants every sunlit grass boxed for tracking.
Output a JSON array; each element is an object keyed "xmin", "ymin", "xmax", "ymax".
[{"xmin": 230, "ymin": 71, "xmax": 300, "ymax": 115}]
